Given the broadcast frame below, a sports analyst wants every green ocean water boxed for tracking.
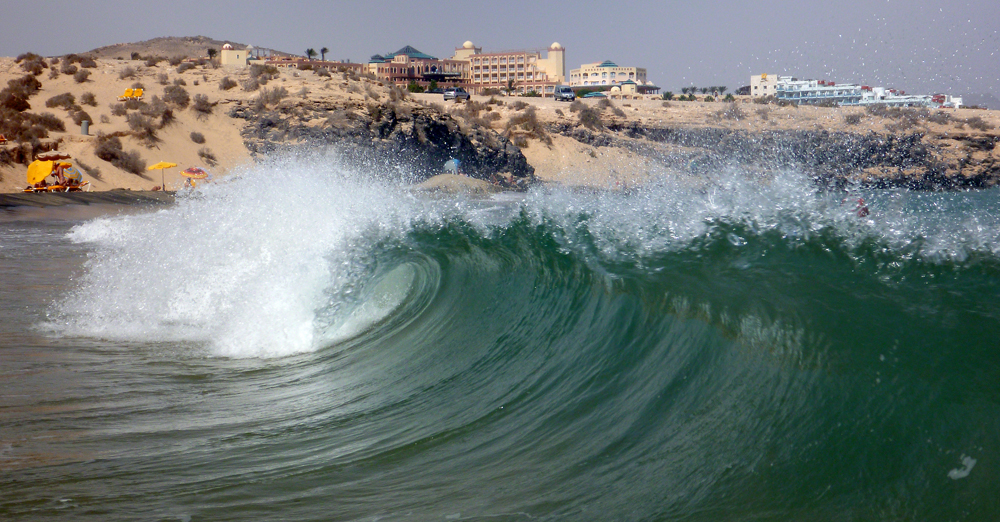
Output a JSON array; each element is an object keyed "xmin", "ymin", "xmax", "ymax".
[{"xmin": 1, "ymin": 162, "xmax": 998, "ymax": 521}]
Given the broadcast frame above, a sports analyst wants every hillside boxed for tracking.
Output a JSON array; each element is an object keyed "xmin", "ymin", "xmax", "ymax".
[{"xmin": 86, "ymin": 36, "xmax": 250, "ymax": 61}]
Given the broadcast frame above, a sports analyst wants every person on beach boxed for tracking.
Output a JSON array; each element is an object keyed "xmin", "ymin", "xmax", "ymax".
[{"xmin": 51, "ymin": 163, "xmax": 67, "ymax": 185}]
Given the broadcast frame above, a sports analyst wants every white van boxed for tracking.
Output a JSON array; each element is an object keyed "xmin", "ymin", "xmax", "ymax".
[{"xmin": 554, "ymin": 85, "xmax": 575, "ymax": 102}]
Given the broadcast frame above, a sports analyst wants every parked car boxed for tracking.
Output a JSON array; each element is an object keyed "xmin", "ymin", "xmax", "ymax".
[
  {"xmin": 582, "ymin": 91, "xmax": 607, "ymax": 98},
  {"xmin": 426, "ymin": 88, "xmax": 444, "ymax": 94},
  {"xmin": 554, "ymin": 85, "xmax": 575, "ymax": 101},
  {"xmin": 443, "ymin": 87, "xmax": 470, "ymax": 101}
]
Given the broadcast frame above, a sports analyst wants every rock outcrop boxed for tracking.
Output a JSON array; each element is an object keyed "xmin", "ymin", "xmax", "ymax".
[{"xmin": 229, "ymin": 98, "xmax": 535, "ymax": 182}]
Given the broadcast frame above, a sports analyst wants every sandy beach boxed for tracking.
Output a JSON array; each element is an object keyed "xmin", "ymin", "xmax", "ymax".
[{"xmin": 3, "ymin": 54, "xmax": 999, "ymax": 194}]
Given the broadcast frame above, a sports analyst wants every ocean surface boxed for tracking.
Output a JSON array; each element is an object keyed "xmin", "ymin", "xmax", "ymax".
[{"xmin": 2, "ymin": 158, "xmax": 999, "ymax": 521}]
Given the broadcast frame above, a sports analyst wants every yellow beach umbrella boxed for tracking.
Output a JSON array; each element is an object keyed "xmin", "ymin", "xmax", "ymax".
[
  {"xmin": 26, "ymin": 160, "xmax": 55, "ymax": 185},
  {"xmin": 147, "ymin": 161, "xmax": 177, "ymax": 190}
]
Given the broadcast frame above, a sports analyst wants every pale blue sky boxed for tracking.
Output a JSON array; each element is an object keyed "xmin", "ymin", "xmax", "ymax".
[{"xmin": 2, "ymin": 0, "xmax": 997, "ymax": 101}]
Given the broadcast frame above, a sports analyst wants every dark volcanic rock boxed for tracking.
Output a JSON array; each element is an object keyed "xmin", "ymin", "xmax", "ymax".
[
  {"xmin": 229, "ymin": 100, "xmax": 534, "ymax": 181},
  {"xmin": 558, "ymin": 123, "xmax": 1000, "ymax": 190}
]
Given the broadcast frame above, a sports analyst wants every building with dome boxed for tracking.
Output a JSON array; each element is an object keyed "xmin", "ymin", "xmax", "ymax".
[
  {"xmin": 366, "ymin": 45, "xmax": 471, "ymax": 89},
  {"xmin": 451, "ymin": 41, "xmax": 566, "ymax": 97},
  {"xmin": 569, "ymin": 60, "xmax": 657, "ymax": 95},
  {"xmin": 220, "ymin": 43, "xmax": 249, "ymax": 66}
]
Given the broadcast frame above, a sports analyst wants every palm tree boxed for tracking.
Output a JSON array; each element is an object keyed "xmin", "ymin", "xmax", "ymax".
[
  {"xmin": 505, "ymin": 78, "xmax": 517, "ymax": 96},
  {"xmin": 320, "ymin": 47, "xmax": 329, "ymax": 61},
  {"xmin": 305, "ymin": 48, "xmax": 317, "ymax": 61},
  {"xmin": 700, "ymin": 87, "xmax": 709, "ymax": 94},
  {"xmin": 662, "ymin": 91, "xmax": 674, "ymax": 101}
]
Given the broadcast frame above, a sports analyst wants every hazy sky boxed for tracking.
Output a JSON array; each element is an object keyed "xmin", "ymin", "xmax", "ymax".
[{"xmin": 2, "ymin": 0, "xmax": 997, "ymax": 99}]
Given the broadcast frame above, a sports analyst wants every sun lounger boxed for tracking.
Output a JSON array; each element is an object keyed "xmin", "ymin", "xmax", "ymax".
[
  {"xmin": 0, "ymin": 134, "xmax": 7, "ymax": 144},
  {"xmin": 132, "ymin": 88, "xmax": 144, "ymax": 100},
  {"xmin": 118, "ymin": 88, "xmax": 134, "ymax": 101}
]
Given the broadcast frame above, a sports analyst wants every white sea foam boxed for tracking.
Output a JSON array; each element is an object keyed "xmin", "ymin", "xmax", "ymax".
[
  {"xmin": 54, "ymin": 154, "xmax": 462, "ymax": 358},
  {"xmin": 51, "ymin": 154, "xmax": 1000, "ymax": 358}
]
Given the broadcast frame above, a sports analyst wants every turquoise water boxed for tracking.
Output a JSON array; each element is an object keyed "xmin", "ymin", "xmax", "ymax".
[{"xmin": 1, "ymin": 160, "xmax": 998, "ymax": 521}]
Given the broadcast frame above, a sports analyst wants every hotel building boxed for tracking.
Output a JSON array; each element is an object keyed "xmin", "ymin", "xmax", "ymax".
[
  {"xmin": 569, "ymin": 60, "xmax": 659, "ymax": 95},
  {"xmin": 451, "ymin": 41, "xmax": 567, "ymax": 97},
  {"xmin": 367, "ymin": 45, "xmax": 471, "ymax": 89}
]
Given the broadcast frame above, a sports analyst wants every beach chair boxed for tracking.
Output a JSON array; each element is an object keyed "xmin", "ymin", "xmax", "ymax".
[
  {"xmin": 118, "ymin": 88, "xmax": 134, "ymax": 101},
  {"xmin": 132, "ymin": 88, "xmax": 144, "ymax": 100},
  {"xmin": 0, "ymin": 134, "xmax": 7, "ymax": 144}
]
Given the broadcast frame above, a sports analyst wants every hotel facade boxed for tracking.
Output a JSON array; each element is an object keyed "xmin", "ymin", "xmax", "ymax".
[{"xmin": 450, "ymin": 41, "xmax": 567, "ymax": 96}]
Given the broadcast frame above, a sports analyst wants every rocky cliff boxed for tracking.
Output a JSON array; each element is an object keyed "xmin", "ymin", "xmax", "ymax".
[{"xmin": 229, "ymin": 97, "xmax": 535, "ymax": 182}]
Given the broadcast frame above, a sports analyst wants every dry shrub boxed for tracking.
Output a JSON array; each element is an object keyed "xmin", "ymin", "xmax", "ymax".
[
  {"xmin": 316, "ymin": 68, "xmax": 331, "ymax": 78},
  {"xmin": 964, "ymin": 116, "xmax": 994, "ymax": 131},
  {"xmin": 510, "ymin": 100, "xmax": 528, "ymax": 111},
  {"xmin": 198, "ymin": 147, "xmax": 217, "ymax": 166},
  {"xmin": 140, "ymin": 96, "xmax": 174, "ymax": 127},
  {"xmin": 71, "ymin": 109, "xmax": 92, "ymax": 126},
  {"xmin": 661, "ymin": 102, "xmax": 671, "ymax": 108},
  {"xmin": 250, "ymin": 64, "xmax": 280, "ymax": 79},
  {"xmin": 157, "ymin": 73, "xmax": 170, "ymax": 85},
  {"xmin": 168, "ymin": 56, "xmax": 185, "ymax": 66},
  {"xmin": 95, "ymin": 134, "xmax": 146, "ymax": 174},
  {"xmin": 843, "ymin": 113, "xmax": 863, "ymax": 125},
  {"xmin": 131, "ymin": 81, "xmax": 145, "ymax": 90},
  {"xmin": 241, "ymin": 77, "xmax": 260, "ymax": 92},
  {"xmin": 162, "ymin": 85, "xmax": 190, "ymax": 108},
  {"xmin": 713, "ymin": 103, "xmax": 746, "ymax": 121},
  {"xmin": 925, "ymin": 111, "xmax": 953, "ymax": 125},
  {"xmin": 577, "ymin": 105, "xmax": 603, "ymax": 130},
  {"xmin": 255, "ymin": 86, "xmax": 288, "ymax": 109},
  {"xmin": 100, "ymin": 114, "xmax": 111, "ymax": 124},
  {"xmin": 512, "ymin": 135, "xmax": 529, "ymax": 148},
  {"xmin": 46, "ymin": 93, "xmax": 76, "ymax": 110},
  {"xmin": 144, "ymin": 56, "xmax": 164, "ymax": 67},
  {"xmin": 79, "ymin": 57, "xmax": 97, "ymax": 68},
  {"xmin": 487, "ymin": 96, "xmax": 503, "ymax": 106},
  {"xmin": 119, "ymin": 66, "xmax": 137, "ymax": 79},
  {"xmin": 364, "ymin": 84, "xmax": 381, "ymax": 101},
  {"xmin": 18, "ymin": 53, "xmax": 47, "ymax": 75},
  {"xmin": 569, "ymin": 100, "xmax": 586, "ymax": 113},
  {"xmin": 755, "ymin": 107, "xmax": 770, "ymax": 120},
  {"xmin": 60, "ymin": 62, "xmax": 78, "ymax": 75},
  {"xmin": 127, "ymin": 112, "xmax": 159, "ymax": 145},
  {"xmin": 192, "ymin": 94, "xmax": 213, "ymax": 119},
  {"xmin": 28, "ymin": 112, "xmax": 65, "ymax": 132},
  {"xmin": 177, "ymin": 62, "xmax": 195, "ymax": 73},
  {"xmin": 80, "ymin": 92, "xmax": 98, "ymax": 107},
  {"xmin": 173, "ymin": 78, "xmax": 187, "ymax": 86},
  {"xmin": 219, "ymin": 76, "xmax": 238, "ymax": 90},
  {"xmin": 190, "ymin": 131, "xmax": 206, "ymax": 144},
  {"xmin": 506, "ymin": 107, "xmax": 551, "ymax": 145},
  {"xmin": 48, "ymin": 68, "xmax": 60, "ymax": 80},
  {"xmin": 74, "ymin": 70, "xmax": 91, "ymax": 83},
  {"xmin": 110, "ymin": 103, "xmax": 128, "ymax": 117}
]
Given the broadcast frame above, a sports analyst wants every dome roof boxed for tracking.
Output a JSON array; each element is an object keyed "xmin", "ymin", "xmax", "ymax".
[
  {"xmin": 463, "ymin": 40, "xmax": 475, "ymax": 49},
  {"xmin": 610, "ymin": 86, "xmax": 621, "ymax": 92},
  {"xmin": 551, "ymin": 42, "xmax": 563, "ymax": 50},
  {"xmin": 246, "ymin": 44, "xmax": 254, "ymax": 50},
  {"xmin": 222, "ymin": 43, "xmax": 233, "ymax": 50}
]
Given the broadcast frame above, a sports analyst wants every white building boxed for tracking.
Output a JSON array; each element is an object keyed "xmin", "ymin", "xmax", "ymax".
[{"xmin": 750, "ymin": 74, "xmax": 962, "ymax": 108}]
